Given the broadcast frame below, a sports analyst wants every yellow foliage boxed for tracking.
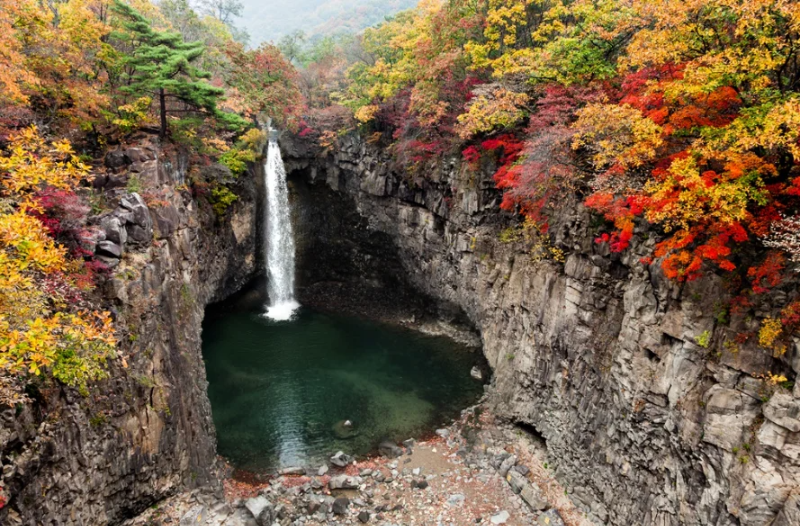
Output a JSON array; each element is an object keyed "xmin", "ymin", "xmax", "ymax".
[
  {"xmin": 573, "ymin": 103, "xmax": 664, "ymax": 170},
  {"xmin": 456, "ymin": 88, "xmax": 530, "ymax": 138},
  {"xmin": 644, "ymin": 153, "xmax": 769, "ymax": 233},
  {"xmin": 355, "ymin": 104, "xmax": 380, "ymax": 123},
  {"xmin": 0, "ymin": 127, "xmax": 116, "ymax": 397},
  {"xmin": 759, "ymin": 317, "xmax": 783, "ymax": 351},
  {"xmin": 0, "ymin": 126, "xmax": 89, "ymax": 196}
]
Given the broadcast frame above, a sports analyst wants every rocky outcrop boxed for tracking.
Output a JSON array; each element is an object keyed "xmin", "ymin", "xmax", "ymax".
[
  {"xmin": 0, "ymin": 138, "xmax": 258, "ymax": 525},
  {"xmin": 283, "ymin": 134, "xmax": 800, "ymax": 526}
]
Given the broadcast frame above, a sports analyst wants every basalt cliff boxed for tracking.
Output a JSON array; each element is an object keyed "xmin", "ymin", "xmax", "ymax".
[{"xmin": 283, "ymin": 134, "xmax": 800, "ymax": 526}]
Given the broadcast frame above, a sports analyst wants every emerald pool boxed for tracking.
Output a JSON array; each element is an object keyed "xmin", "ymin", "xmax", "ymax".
[{"xmin": 201, "ymin": 286, "xmax": 485, "ymax": 473}]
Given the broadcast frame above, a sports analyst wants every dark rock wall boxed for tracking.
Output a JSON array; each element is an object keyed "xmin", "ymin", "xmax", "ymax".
[
  {"xmin": 283, "ymin": 134, "xmax": 800, "ymax": 526},
  {"xmin": 0, "ymin": 139, "xmax": 258, "ymax": 525}
]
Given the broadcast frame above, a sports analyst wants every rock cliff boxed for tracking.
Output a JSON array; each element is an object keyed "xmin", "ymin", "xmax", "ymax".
[
  {"xmin": 0, "ymin": 136, "xmax": 257, "ymax": 525},
  {"xmin": 283, "ymin": 134, "xmax": 800, "ymax": 526}
]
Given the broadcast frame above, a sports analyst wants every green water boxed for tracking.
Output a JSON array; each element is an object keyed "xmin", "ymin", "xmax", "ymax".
[{"xmin": 201, "ymin": 288, "xmax": 485, "ymax": 472}]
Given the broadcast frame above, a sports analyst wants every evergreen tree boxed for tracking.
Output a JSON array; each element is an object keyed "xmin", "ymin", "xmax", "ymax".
[{"xmin": 111, "ymin": 0, "xmax": 244, "ymax": 136}]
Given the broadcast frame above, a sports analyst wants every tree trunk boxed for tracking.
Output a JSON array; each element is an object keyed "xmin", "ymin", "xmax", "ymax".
[{"xmin": 159, "ymin": 88, "xmax": 167, "ymax": 138}]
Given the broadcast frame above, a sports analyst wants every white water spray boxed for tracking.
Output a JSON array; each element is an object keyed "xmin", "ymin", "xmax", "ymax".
[{"xmin": 263, "ymin": 127, "xmax": 299, "ymax": 321}]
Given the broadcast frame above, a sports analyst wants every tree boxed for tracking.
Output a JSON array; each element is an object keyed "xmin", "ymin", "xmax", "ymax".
[
  {"xmin": 277, "ymin": 30, "xmax": 307, "ymax": 65},
  {"xmin": 195, "ymin": 0, "xmax": 248, "ymax": 43},
  {"xmin": 225, "ymin": 42, "xmax": 303, "ymax": 129},
  {"xmin": 111, "ymin": 0, "xmax": 243, "ymax": 137},
  {"xmin": 196, "ymin": 0, "xmax": 242, "ymax": 25}
]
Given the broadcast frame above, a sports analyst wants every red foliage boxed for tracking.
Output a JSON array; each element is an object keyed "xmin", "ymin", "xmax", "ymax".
[
  {"xmin": 461, "ymin": 145, "xmax": 480, "ymax": 166},
  {"xmin": 586, "ymin": 193, "xmax": 645, "ymax": 252},
  {"xmin": 30, "ymin": 188, "xmax": 93, "ymax": 256},
  {"xmin": 747, "ymin": 251, "xmax": 786, "ymax": 293}
]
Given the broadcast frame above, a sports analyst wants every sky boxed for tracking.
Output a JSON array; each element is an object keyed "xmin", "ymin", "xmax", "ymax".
[{"xmin": 237, "ymin": 0, "xmax": 417, "ymax": 45}]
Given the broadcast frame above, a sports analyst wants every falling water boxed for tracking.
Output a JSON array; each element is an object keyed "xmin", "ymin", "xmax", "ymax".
[{"xmin": 263, "ymin": 130, "xmax": 299, "ymax": 321}]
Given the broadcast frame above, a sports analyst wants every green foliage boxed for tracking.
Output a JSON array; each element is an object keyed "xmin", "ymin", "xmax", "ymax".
[
  {"xmin": 209, "ymin": 185, "xmax": 238, "ymax": 216},
  {"xmin": 110, "ymin": 0, "xmax": 245, "ymax": 136},
  {"xmin": 219, "ymin": 148, "xmax": 256, "ymax": 177},
  {"xmin": 126, "ymin": 175, "xmax": 143, "ymax": 194},
  {"xmin": 696, "ymin": 330, "xmax": 712, "ymax": 349},
  {"xmin": 111, "ymin": 96, "xmax": 153, "ymax": 133}
]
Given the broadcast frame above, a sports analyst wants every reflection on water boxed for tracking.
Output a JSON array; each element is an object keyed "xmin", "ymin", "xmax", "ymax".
[{"xmin": 201, "ymin": 285, "xmax": 484, "ymax": 472}]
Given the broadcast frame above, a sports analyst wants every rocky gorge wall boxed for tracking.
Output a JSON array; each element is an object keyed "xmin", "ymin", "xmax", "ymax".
[
  {"xmin": 0, "ymin": 136, "xmax": 257, "ymax": 525},
  {"xmin": 283, "ymin": 135, "xmax": 800, "ymax": 526}
]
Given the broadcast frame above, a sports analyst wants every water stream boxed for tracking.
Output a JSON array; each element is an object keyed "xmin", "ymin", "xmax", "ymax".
[{"xmin": 263, "ymin": 133, "xmax": 299, "ymax": 321}]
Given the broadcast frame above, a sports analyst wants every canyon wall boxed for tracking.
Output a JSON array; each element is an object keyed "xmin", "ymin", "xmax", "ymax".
[
  {"xmin": 284, "ymin": 134, "xmax": 800, "ymax": 526},
  {"xmin": 0, "ymin": 137, "xmax": 257, "ymax": 525}
]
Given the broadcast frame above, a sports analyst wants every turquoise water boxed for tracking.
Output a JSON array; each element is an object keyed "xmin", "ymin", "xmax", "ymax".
[{"xmin": 201, "ymin": 288, "xmax": 485, "ymax": 472}]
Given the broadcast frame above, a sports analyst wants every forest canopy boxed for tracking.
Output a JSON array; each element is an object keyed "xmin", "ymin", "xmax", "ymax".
[
  {"xmin": 0, "ymin": 0, "xmax": 299, "ymax": 402},
  {"xmin": 292, "ymin": 0, "xmax": 800, "ymax": 358}
]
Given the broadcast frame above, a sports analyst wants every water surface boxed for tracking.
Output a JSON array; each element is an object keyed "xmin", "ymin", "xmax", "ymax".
[{"xmin": 202, "ymin": 287, "xmax": 484, "ymax": 472}]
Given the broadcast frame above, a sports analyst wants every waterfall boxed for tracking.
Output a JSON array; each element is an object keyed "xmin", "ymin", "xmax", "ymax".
[{"xmin": 263, "ymin": 132, "xmax": 299, "ymax": 321}]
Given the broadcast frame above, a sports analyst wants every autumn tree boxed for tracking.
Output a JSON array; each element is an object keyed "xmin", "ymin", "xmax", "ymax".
[
  {"xmin": 111, "ymin": 0, "xmax": 244, "ymax": 137},
  {"xmin": 224, "ymin": 42, "xmax": 303, "ymax": 129},
  {"xmin": 0, "ymin": 127, "xmax": 116, "ymax": 403}
]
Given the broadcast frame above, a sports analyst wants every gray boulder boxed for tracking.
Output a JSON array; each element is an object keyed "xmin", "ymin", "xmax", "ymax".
[
  {"xmin": 96, "ymin": 240, "xmax": 122, "ymax": 258},
  {"xmin": 244, "ymin": 496, "xmax": 275, "ymax": 526},
  {"xmin": 498, "ymin": 454, "xmax": 517, "ymax": 477},
  {"xmin": 101, "ymin": 216, "xmax": 127, "ymax": 245},
  {"xmin": 521, "ymin": 484, "xmax": 549, "ymax": 511},
  {"xmin": 378, "ymin": 441, "xmax": 404, "ymax": 458},
  {"xmin": 328, "ymin": 475, "xmax": 359, "ymax": 490},
  {"xmin": 506, "ymin": 470, "xmax": 527, "ymax": 494},
  {"xmin": 330, "ymin": 451, "xmax": 353, "ymax": 467},
  {"xmin": 332, "ymin": 497, "xmax": 350, "ymax": 515}
]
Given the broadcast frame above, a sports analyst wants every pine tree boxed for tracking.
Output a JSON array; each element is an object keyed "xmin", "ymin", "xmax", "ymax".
[{"xmin": 111, "ymin": 0, "xmax": 244, "ymax": 137}]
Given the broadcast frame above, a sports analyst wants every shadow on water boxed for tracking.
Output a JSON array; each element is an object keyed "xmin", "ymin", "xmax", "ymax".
[{"xmin": 202, "ymin": 279, "xmax": 486, "ymax": 473}]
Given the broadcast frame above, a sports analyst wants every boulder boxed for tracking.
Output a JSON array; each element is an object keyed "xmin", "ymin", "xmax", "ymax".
[
  {"xmin": 520, "ymin": 484, "xmax": 549, "ymax": 511},
  {"xmin": 244, "ymin": 496, "xmax": 275, "ymax": 526},
  {"xmin": 471, "ymin": 366, "xmax": 483, "ymax": 380},
  {"xmin": 358, "ymin": 510, "xmax": 370, "ymax": 523},
  {"xmin": 498, "ymin": 454, "xmax": 517, "ymax": 477},
  {"xmin": 101, "ymin": 216, "xmax": 127, "ymax": 245},
  {"xmin": 328, "ymin": 475, "xmax": 359, "ymax": 490},
  {"xmin": 120, "ymin": 193, "xmax": 153, "ymax": 233},
  {"xmin": 506, "ymin": 470, "xmax": 527, "ymax": 494},
  {"xmin": 330, "ymin": 451, "xmax": 353, "ymax": 467},
  {"xmin": 514, "ymin": 465, "xmax": 530, "ymax": 476},
  {"xmin": 378, "ymin": 441, "xmax": 404, "ymax": 458},
  {"xmin": 332, "ymin": 497, "xmax": 350, "ymax": 515},
  {"xmin": 96, "ymin": 240, "xmax": 122, "ymax": 258}
]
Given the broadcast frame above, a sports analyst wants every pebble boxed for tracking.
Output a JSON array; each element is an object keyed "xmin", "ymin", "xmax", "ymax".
[{"xmin": 490, "ymin": 510, "xmax": 510, "ymax": 524}]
